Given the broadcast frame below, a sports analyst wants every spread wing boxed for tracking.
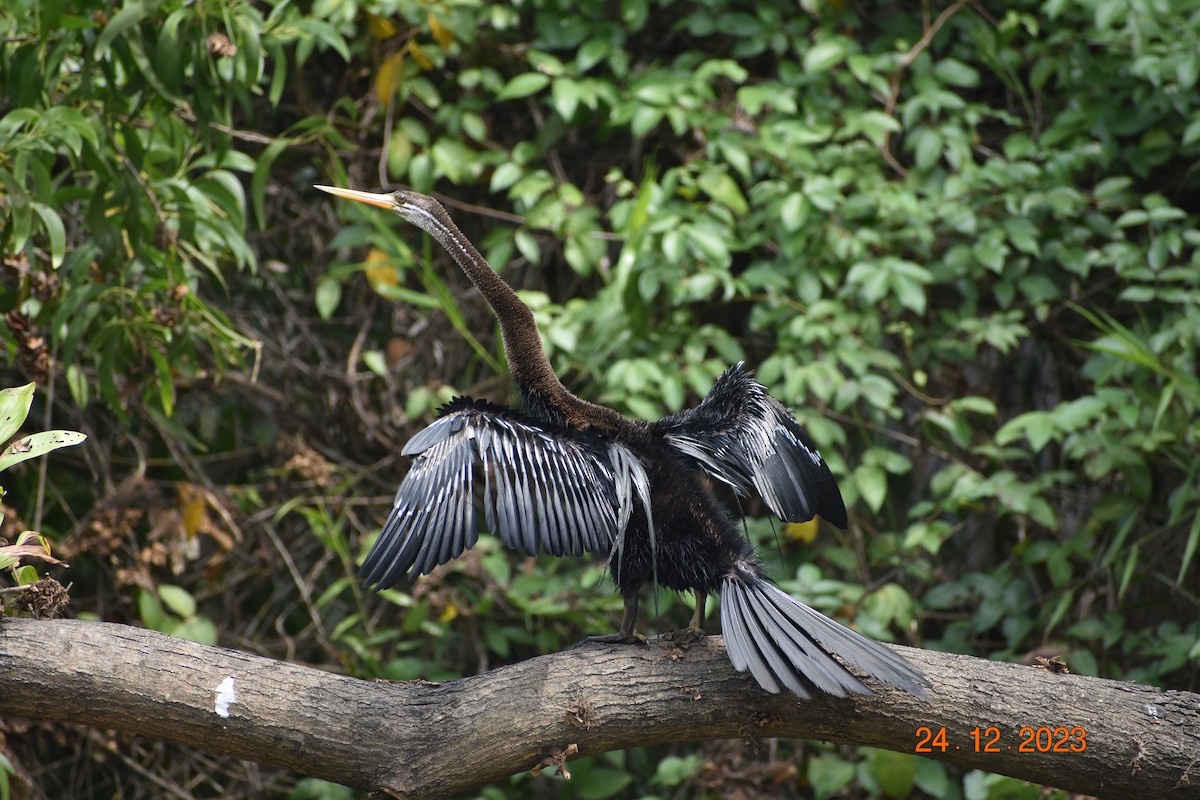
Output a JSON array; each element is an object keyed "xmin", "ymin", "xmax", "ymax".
[
  {"xmin": 360, "ymin": 397, "xmax": 648, "ymax": 589},
  {"xmin": 654, "ymin": 363, "xmax": 848, "ymax": 528}
]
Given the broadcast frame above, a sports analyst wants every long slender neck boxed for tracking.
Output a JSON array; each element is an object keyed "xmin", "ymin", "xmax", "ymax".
[{"xmin": 415, "ymin": 198, "xmax": 570, "ymax": 412}]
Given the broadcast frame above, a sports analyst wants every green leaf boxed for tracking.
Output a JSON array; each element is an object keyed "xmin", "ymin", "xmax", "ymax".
[
  {"xmin": 933, "ymin": 58, "xmax": 981, "ymax": 87},
  {"xmin": 252, "ymin": 139, "xmax": 291, "ymax": 230},
  {"xmin": 496, "ymin": 72, "xmax": 550, "ymax": 101},
  {"xmin": 575, "ymin": 767, "xmax": 632, "ymax": 800},
  {"xmin": 653, "ymin": 754, "xmax": 700, "ymax": 787},
  {"xmin": 855, "ymin": 464, "xmax": 888, "ymax": 512},
  {"xmin": 577, "ymin": 39, "xmax": 609, "ymax": 73},
  {"xmin": 315, "ymin": 278, "xmax": 341, "ymax": 320},
  {"xmin": 996, "ymin": 410, "xmax": 1056, "ymax": 452},
  {"xmin": 697, "ymin": 169, "xmax": 748, "ymax": 216},
  {"xmin": 158, "ymin": 584, "xmax": 197, "ymax": 618},
  {"xmin": 804, "ymin": 40, "xmax": 845, "ymax": 73},
  {"xmin": 1176, "ymin": 512, "xmax": 1200, "ymax": 586},
  {"xmin": 172, "ymin": 615, "xmax": 219, "ymax": 645},
  {"xmin": 95, "ymin": 0, "xmax": 147, "ymax": 59},
  {"xmin": 807, "ymin": 753, "xmax": 855, "ymax": 796},
  {"xmin": 147, "ymin": 346, "xmax": 175, "ymax": 417},
  {"xmin": 0, "ymin": 430, "xmax": 87, "ymax": 472},
  {"xmin": 551, "ymin": 77, "xmax": 580, "ymax": 120},
  {"xmin": 892, "ymin": 273, "xmax": 927, "ymax": 315},
  {"xmin": 1053, "ymin": 396, "xmax": 1107, "ymax": 430},
  {"xmin": 490, "ymin": 162, "xmax": 523, "ymax": 193},
  {"xmin": 857, "ymin": 110, "xmax": 901, "ymax": 146},
  {"xmin": 362, "ymin": 349, "xmax": 387, "ymax": 377},
  {"xmin": 780, "ymin": 193, "xmax": 808, "ymax": 232},
  {"xmin": 1183, "ymin": 116, "xmax": 1200, "ymax": 147},
  {"xmin": 951, "ymin": 396, "xmax": 998, "ymax": 416},
  {"xmin": 138, "ymin": 589, "xmax": 165, "ymax": 631},
  {"xmin": 31, "ymin": 202, "xmax": 66, "ymax": 269},
  {"xmin": 65, "ymin": 363, "xmax": 89, "ymax": 407},
  {"xmin": 867, "ymin": 749, "xmax": 917, "ymax": 797},
  {"xmin": 0, "ymin": 384, "xmax": 35, "ymax": 445}
]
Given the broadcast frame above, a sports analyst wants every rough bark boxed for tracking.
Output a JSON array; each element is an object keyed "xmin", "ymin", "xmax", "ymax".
[{"xmin": 0, "ymin": 618, "xmax": 1196, "ymax": 799}]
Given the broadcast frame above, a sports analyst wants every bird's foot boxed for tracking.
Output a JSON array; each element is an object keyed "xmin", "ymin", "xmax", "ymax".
[
  {"xmin": 664, "ymin": 626, "xmax": 706, "ymax": 647},
  {"xmin": 573, "ymin": 632, "xmax": 648, "ymax": 648}
]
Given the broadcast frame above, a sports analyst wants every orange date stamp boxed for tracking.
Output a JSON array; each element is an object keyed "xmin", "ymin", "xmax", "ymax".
[{"xmin": 915, "ymin": 726, "xmax": 1087, "ymax": 754}]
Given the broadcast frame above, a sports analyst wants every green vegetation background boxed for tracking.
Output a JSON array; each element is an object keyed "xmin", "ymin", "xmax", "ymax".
[{"xmin": 1, "ymin": 0, "xmax": 1198, "ymax": 797}]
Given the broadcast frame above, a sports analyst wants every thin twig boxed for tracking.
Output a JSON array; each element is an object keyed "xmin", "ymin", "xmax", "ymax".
[{"xmin": 879, "ymin": 0, "xmax": 974, "ymax": 176}]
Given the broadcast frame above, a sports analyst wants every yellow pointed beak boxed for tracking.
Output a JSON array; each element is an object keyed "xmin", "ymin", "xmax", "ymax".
[{"xmin": 314, "ymin": 185, "xmax": 395, "ymax": 210}]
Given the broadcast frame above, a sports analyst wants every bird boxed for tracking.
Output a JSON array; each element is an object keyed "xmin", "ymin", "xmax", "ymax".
[{"xmin": 316, "ymin": 184, "xmax": 929, "ymax": 699}]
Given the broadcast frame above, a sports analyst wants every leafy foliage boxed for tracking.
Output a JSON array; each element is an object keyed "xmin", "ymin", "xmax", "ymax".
[
  {"xmin": 0, "ymin": 383, "xmax": 82, "ymax": 590},
  {"xmin": 2, "ymin": 0, "xmax": 1198, "ymax": 797}
]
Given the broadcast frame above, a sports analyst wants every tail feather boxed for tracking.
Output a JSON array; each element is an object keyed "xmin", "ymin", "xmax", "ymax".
[
  {"xmin": 741, "ymin": 583, "xmax": 869, "ymax": 698},
  {"xmin": 720, "ymin": 575, "xmax": 930, "ymax": 699},
  {"xmin": 722, "ymin": 579, "xmax": 786, "ymax": 694}
]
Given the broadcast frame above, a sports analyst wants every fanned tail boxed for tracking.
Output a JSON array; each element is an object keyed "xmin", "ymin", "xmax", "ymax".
[{"xmin": 719, "ymin": 572, "xmax": 929, "ymax": 699}]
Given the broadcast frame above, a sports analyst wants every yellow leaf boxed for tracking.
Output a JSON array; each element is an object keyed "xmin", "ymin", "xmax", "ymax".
[
  {"xmin": 428, "ymin": 11, "xmax": 454, "ymax": 49},
  {"xmin": 179, "ymin": 482, "xmax": 209, "ymax": 539},
  {"xmin": 439, "ymin": 603, "xmax": 459, "ymax": 623},
  {"xmin": 367, "ymin": 13, "xmax": 398, "ymax": 40},
  {"xmin": 784, "ymin": 519, "xmax": 819, "ymax": 544},
  {"xmin": 408, "ymin": 39, "xmax": 433, "ymax": 70},
  {"xmin": 374, "ymin": 51, "xmax": 405, "ymax": 105},
  {"xmin": 363, "ymin": 248, "xmax": 399, "ymax": 292}
]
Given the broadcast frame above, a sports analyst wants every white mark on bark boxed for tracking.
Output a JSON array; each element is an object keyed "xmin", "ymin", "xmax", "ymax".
[{"xmin": 215, "ymin": 675, "xmax": 238, "ymax": 718}]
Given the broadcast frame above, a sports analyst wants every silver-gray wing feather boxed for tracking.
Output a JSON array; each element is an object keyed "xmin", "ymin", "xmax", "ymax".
[{"xmin": 360, "ymin": 398, "xmax": 642, "ymax": 588}]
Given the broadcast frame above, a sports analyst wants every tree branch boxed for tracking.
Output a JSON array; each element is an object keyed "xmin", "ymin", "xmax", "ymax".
[{"xmin": 1, "ymin": 618, "xmax": 1196, "ymax": 798}]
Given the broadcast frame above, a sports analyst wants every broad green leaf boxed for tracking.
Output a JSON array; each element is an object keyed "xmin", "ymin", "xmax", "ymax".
[
  {"xmin": 31, "ymin": 202, "xmax": 66, "ymax": 269},
  {"xmin": 855, "ymin": 464, "xmax": 888, "ymax": 512},
  {"xmin": 933, "ymin": 58, "xmax": 981, "ymax": 87},
  {"xmin": 315, "ymin": 278, "xmax": 342, "ymax": 320},
  {"xmin": 0, "ymin": 430, "xmax": 87, "ymax": 471},
  {"xmin": 490, "ymin": 162, "xmax": 522, "ymax": 193},
  {"xmin": 362, "ymin": 349, "xmax": 387, "ymax": 377},
  {"xmin": 551, "ymin": 77, "xmax": 580, "ymax": 120},
  {"xmin": 575, "ymin": 767, "xmax": 633, "ymax": 800},
  {"xmin": 804, "ymin": 40, "xmax": 845, "ymax": 73},
  {"xmin": 387, "ymin": 129, "xmax": 414, "ymax": 178},
  {"xmin": 951, "ymin": 397, "xmax": 998, "ymax": 416},
  {"xmin": 0, "ymin": 384, "xmax": 35, "ymax": 444},
  {"xmin": 808, "ymin": 753, "xmax": 855, "ymax": 796},
  {"xmin": 697, "ymin": 169, "xmax": 748, "ymax": 216},
  {"xmin": 138, "ymin": 589, "xmax": 165, "ymax": 631},
  {"xmin": 867, "ymin": 749, "xmax": 917, "ymax": 798},
  {"xmin": 996, "ymin": 411, "xmax": 1055, "ymax": 452},
  {"xmin": 158, "ymin": 584, "xmax": 197, "ymax": 618},
  {"xmin": 95, "ymin": 0, "xmax": 147, "ymax": 59},
  {"xmin": 65, "ymin": 363, "xmax": 89, "ymax": 409},
  {"xmin": 496, "ymin": 72, "xmax": 550, "ymax": 101},
  {"xmin": 172, "ymin": 615, "xmax": 219, "ymax": 645}
]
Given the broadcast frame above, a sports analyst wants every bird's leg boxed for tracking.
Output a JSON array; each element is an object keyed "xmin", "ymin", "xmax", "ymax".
[
  {"xmin": 687, "ymin": 589, "xmax": 707, "ymax": 634},
  {"xmin": 618, "ymin": 592, "xmax": 639, "ymax": 637},
  {"xmin": 573, "ymin": 593, "xmax": 647, "ymax": 647}
]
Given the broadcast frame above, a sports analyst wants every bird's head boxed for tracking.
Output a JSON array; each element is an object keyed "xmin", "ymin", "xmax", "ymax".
[{"xmin": 315, "ymin": 185, "xmax": 446, "ymax": 232}]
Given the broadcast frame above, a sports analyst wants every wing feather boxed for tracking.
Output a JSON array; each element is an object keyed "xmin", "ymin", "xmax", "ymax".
[
  {"xmin": 656, "ymin": 363, "xmax": 848, "ymax": 528},
  {"xmin": 360, "ymin": 397, "xmax": 640, "ymax": 589}
]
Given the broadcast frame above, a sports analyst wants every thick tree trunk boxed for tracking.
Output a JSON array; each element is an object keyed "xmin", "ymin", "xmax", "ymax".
[{"xmin": 0, "ymin": 618, "xmax": 1195, "ymax": 798}]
